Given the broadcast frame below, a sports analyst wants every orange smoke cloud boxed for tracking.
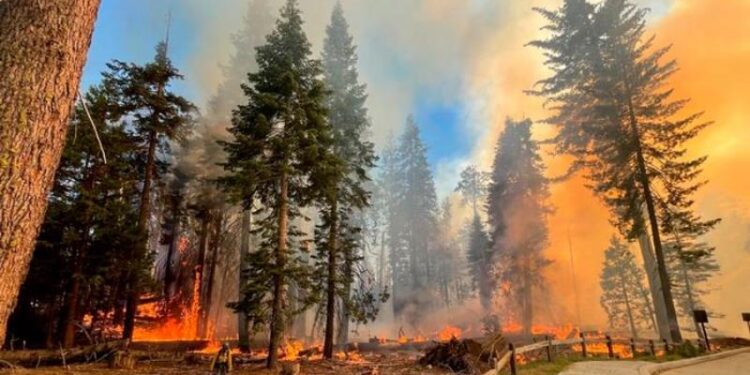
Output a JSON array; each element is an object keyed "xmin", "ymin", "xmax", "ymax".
[
  {"xmin": 652, "ymin": 0, "xmax": 750, "ymax": 336},
  {"xmin": 466, "ymin": 0, "xmax": 750, "ymax": 335}
]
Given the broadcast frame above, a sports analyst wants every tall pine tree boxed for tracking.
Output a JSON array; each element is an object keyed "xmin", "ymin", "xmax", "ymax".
[
  {"xmin": 530, "ymin": 0, "xmax": 718, "ymax": 342},
  {"xmin": 391, "ymin": 117, "xmax": 439, "ymax": 325},
  {"xmin": 314, "ymin": 2, "xmax": 379, "ymax": 357},
  {"xmin": 220, "ymin": 0, "xmax": 333, "ymax": 368},
  {"xmin": 487, "ymin": 118, "xmax": 551, "ymax": 337},
  {"xmin": 104, "ymin": 41, "xmax": 196, "ymax": 340}
]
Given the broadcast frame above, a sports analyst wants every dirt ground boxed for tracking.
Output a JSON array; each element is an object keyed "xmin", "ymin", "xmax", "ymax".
[{"xmin": 0, "ymin": 351, "xmax": 452, "ymax": 375}]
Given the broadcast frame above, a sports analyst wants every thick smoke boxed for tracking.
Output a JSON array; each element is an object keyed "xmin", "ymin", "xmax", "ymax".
[{"xmin": 174, "ymin": 0, "xmax": 749, "ymax": 337}]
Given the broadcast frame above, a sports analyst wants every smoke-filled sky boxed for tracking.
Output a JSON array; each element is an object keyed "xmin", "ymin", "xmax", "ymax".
[{"xmin": 81, "ymin": 0, "xmax": 750, "ymax": 336}]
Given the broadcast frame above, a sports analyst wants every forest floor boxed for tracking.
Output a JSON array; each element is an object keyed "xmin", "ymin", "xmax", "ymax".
[{"xmin": 0, "ymin": 351, "xmax": 450, "ymax": 375}]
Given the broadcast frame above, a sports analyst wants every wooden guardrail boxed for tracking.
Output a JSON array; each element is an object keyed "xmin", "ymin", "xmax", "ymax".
[{"xmin": 484, "ymin": 334, "xmax": 685, "ymax": 375}]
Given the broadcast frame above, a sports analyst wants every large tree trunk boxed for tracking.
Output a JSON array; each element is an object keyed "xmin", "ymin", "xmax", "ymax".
[
  {"xmin": 267, "ymin": 171, "xmax": 288, "ymax": 369},
  {"xmin": 238, "ymin": 209, "xmax": 251, "ymax": 353},
  {"xmin": 624, "ymin": 73, "xmax": 682, "ymax": 343},
  {"xmin": 123, "ymin": 129, "xmax": 157, "ymax": 340},
  {"xmin": 638, "ymin": 234, "xmax": 671, "ymax": 338},
  {"xmin": 0, "ymin": 0, "xmax": 101, "ymax": 345},
  {"xmin": 324, "ymin": 200, "xmax": 338, "ymax": 359}
]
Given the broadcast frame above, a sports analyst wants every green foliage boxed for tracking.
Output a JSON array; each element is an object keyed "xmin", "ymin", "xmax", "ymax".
[
  {"xmin": 311, "ymin": 2, "xmax": 383, "ymax": 339},
  {"xmin": 673, "ymin": 340, "xmax": 700, "ymax": 358},
  {"xmin": 8, "ymin": 85, "xmax": 143, "ymax": 346},
  {"xmin": 385, "ymin": 117, "xmax": 440, "ymax": 324},
  {"xmin": 219, "ymin": 0, "xmax": 334, "ymax": 356}
]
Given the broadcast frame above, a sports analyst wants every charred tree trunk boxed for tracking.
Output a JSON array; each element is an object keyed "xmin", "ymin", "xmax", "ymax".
[
  {"xmin": 238, "ymin": 209, "xmax": 252, "ymax": 353},
  {"xmin": 0, "ymin": 0, "xmax": 101, "ymax": 345},
  {"xmin": 267, "ymin": 169, "xmax": 288, "ymax": 369},
  {"xmin": 123, "ymin": 130, "xmax": 158, "ymax": 340}
]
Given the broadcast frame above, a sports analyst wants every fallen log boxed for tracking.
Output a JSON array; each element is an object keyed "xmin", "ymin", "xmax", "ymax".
[
  {"xmin": 419, "ymin": 334, "xmax": 507, "ymax": 374},
  {"xmin": 0, "ymin": 340, "xmax": 126, "ymax": 367}
]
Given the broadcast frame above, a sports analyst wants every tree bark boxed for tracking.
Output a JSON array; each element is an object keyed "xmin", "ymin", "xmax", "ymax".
[
  {"xmin": 626, "ymin": 96, "xmax": 682, "ymax": 342},
  {"xmin": 638, "ymin": 234, "xmax": 671, "ymax": 338},
  {"xmin": 267, "ymin": 170, "xmax": 288, "ymax": 369},
  {"xmin": 238, "ymin": 209, "xmax": 251, "ymax": 353},
  {"xmin": 0, "ymin": 0, "xmax": 101, "ymax": 345},
  {"xmin": 324, "ymin": 200, "xmax": 338, "ymax": 359}
]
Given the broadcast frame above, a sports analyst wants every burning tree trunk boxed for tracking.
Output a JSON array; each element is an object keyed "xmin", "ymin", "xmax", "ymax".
[{"xmin": 0, "ymin": 0, "xmax": 101, "ymax": 345}]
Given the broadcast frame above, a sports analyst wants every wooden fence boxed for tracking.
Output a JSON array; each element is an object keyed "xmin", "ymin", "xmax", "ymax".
[{"xmin": 485, "ymin": 333, "xmax": 706, "ymax": 375}]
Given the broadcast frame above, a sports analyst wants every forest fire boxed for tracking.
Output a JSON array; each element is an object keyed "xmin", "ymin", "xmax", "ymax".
[
  {"xmin": 436, "ymin": 325, "xmax": 462, "ymax": 341},
  {"xmin": 133, "ymin": 278, "xmax": 202, "ymax": 341},
  {"xmin": 1, "ymin": 1, "xmax": 746, "ymax": 375}
]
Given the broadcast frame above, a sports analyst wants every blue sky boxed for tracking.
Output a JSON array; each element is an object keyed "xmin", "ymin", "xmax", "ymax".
[{"xmin": 82, "ymin": 0, "xmax": 201, "ymax": 99}]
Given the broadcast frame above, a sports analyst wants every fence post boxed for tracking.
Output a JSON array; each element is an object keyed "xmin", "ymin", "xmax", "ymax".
[
  {"xmin": 630, "ymin": 338, "xmax": 637, "ymax": 358},
  {"xmin": 545, "ymin": 335, "xmax": 553, "ymax": 362},
  {"xmin": 648, "ymin": 339, "xmax": 655, "ymax": 356},
  {"xmin": 579, "ymin": 333, "xmax": 587, "ymax": 358},
  {"xmin": 606, "ymin": 335, "xmax": 614, "ymax": 358},
  {"xmin": 509, "ymin": 343, "xmax": 517, "ymax": 375}
]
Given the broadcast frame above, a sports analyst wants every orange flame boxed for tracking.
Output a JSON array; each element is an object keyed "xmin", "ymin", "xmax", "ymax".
[{"xmin": 437, "ymin": 325, "xmax": 462, "ymax": 341}]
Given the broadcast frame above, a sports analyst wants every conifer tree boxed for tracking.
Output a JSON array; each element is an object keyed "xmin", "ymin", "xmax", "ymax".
[
  {"xmin": 487, "ymin": 118, "xmax": 551, "ymax": 337},
  {"xmin": 530, "ymin": 0, "xmax": 718, "ymax": 342},
  {"xmin": 9, "ymin": 85, "xmax": 142, "ymax": 348},
  {"xmin": 104, "ymin": 41, "xmax": 196, "ymax": 340},
  {"xmin": 314, "ymin": 2, "xmax": 379, "ymax": 357},
  {"xmin": 455, "ymin": 164, "xmax": 491, "ymax": 309},
  {"xmin": 220, "ymin": 0, "xmax": 333, "ymax": 367},
  {"xmin": 600, "ymin": 236, "xmax": 656, "ymax": 338},
  {"xmin": 391, "ymin": 117, "xmax": 439, "ymax": 325}
]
